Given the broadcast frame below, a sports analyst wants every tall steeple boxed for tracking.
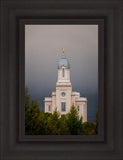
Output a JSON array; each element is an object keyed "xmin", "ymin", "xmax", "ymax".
[
  {"xmin": 58, "ymin": 48, "xmax": 70, "ymax": 69},
  {"xmin": 56, "ymin": 49, "xmax": 71, "ymax": 86}
]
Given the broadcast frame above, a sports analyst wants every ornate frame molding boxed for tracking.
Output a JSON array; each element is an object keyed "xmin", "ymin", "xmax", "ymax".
[{"xmin": 0, "ymin": 0, "xmax": 122, "ymax": 160}]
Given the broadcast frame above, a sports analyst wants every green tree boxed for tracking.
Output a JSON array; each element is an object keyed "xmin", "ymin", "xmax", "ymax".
[
  {"xmin": 82, "ymin": 121, "xmax": 96, "ymax": 135},
  {"xmin": 25, "ymin": 100, "xmax": 41, "ymax": 135},
  {"xmin": 25, "ymin": 88, "xmax": 41, "ymax": 135},
  {"xmin": 58, "ymin": 115, "xmax": 70, "ymax": 135},
  {"xmin": 46, "ymin": 109, "xmax": 60, "ymax": 135},
  {"xmin": 67, "ymin": 105, "xmax": 83, "ymax": 135}
]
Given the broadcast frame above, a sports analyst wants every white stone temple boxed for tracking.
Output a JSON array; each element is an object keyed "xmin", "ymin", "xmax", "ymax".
[{"xmin": 44, "ymin": 49, "xmax": 87, "ymax": 122}]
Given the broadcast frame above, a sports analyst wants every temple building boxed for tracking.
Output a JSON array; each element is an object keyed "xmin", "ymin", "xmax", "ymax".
[{"xmin": 44, "ymin": 49, "xmax": 87, "ymax": 122}]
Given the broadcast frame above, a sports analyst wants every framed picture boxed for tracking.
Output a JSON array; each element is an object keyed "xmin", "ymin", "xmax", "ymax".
[
  {"xmin": 25, "ymin": 25, "xmax": 98, "ymax": 135},
  {"xmin": 0, "ymin": 0, "xmax": 122, "ymax": 160}
]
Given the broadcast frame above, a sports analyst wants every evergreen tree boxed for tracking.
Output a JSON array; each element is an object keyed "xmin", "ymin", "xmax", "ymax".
[{"xmin": 67, "ymin": 105, "xmax": 83, "ymax": 135}]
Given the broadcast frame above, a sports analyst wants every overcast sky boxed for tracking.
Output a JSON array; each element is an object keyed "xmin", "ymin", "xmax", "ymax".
[{"xmin": 25, "ymin": 25, "xmax": 98, "ymax": 122}]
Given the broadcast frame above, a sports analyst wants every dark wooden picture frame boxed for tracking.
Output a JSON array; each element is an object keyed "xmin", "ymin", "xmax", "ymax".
[{"xmin": 0, "ymin": 0, "xmax": 122, "ymax": 159}]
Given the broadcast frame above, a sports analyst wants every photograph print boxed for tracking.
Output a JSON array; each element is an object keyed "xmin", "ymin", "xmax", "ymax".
[{"xmin": 25, "ymin": 25, "xmax": 98, "ymax": 135}]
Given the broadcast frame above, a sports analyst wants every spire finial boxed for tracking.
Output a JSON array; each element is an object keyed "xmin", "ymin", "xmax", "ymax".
[{"xmin": 62, "ymin": 48, "xmax": 65, "ymax": 55}]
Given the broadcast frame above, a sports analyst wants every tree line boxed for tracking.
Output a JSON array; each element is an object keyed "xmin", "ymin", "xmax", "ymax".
[{"xmin": 25, "ymin": 88, "xmax": 98, "ymax": 135}]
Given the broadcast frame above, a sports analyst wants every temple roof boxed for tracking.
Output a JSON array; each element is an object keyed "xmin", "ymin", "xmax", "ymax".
[{"xmin": 58, "ymin": 55, "xmax": 70, "ymax": 69}]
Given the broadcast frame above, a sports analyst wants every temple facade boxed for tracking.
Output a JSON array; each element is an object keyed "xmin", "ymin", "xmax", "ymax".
[{"xmin": 44, "ymin": 49, "xmax": 87, "ymax": 122}]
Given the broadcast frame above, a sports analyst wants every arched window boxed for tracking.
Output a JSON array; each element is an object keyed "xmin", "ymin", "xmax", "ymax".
[
  {"xmin": 49, "ymin": 105, "xmax": 51, "ymax": 111},
  {"xmin": 62, "ymin": 68, "xmax": 65, "ymax": 77},
  {"xmin": 61, "ymin": 102, "xmax": 66, "ymax": 112},
  {"xmin": 77, "ymin": 106, "xmax": 79, "ymax": 111}
]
